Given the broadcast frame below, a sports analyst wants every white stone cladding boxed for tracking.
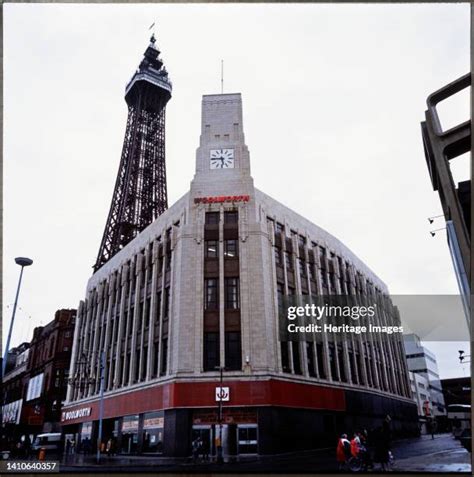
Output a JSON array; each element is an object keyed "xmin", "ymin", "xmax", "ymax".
[{"xmin": 66, "ymin": 93, "xmax": 412, "ymax": 407}]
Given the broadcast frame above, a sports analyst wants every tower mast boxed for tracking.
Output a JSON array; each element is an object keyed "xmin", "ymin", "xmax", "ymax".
[{"xmin": 94, "ymin": 35, "xmax": 172, "ymax": 271}]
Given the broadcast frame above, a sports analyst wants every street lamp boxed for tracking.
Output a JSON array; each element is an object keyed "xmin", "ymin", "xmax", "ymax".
[{"xmin": 2, "ymin": 257, "xmax": 33, "ymax": 378}]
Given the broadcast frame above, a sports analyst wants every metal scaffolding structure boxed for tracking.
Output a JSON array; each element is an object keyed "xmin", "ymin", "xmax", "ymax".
[{"xmin": 94, "ymin": 35, "xmax": 172, "ymax": 272}]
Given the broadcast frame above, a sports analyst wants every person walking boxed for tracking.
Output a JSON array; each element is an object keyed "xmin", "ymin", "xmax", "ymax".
[
  {"xmin": 65, "ymin": 439, "xmax": 71, "ymax": 458},
  {"xmin": 374, "ymin": 425, "xmax": 390, "ymax": 471},
  {"xmin": 106, "ymin": 438, "xmax": 113, "ymax": 457},
  {"xmin": 24, "ymin": 435, "xmax": 31, "ymax": 460},
  {"xmin": 192, "ymin": 437, "xmax": 200, "ymax": 463},
  {"xmin": 350, "ymin": 432, "xmax": 361, "ymax": 459},
  {"xmin": 336, "ymin": 433, "xmax": 351, "ymax": 470}
]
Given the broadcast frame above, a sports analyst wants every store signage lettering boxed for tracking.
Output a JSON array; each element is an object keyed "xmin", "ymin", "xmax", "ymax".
[
  {"xmin": 194, "ymin": 195, "xmax": 250, "ymax": 204},
  {"xmin": 62, "ymin": 407, "xmax": 91, "ymax": 421},
  {"xmin": 122, "ymin": 419, "xmax": 139, "ymax": 431},
  {"xmin": 143, "ymin": 417, "xmax": 164, "ymax": 429}
]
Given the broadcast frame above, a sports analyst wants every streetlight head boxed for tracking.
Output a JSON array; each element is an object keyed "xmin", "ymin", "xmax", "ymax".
[{"xmin": 15, "ymin": 257, "xmax": 33, "ymax": 267}]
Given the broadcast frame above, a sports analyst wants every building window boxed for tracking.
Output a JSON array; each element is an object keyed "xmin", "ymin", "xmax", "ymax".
[
  {"xmin": 206, "ymin": 212, "xmax": 219, "ymax": 225},
  {"xmin": 316, "ymin": 343, "xmax": 326, "ymax": 379},
  {"xmin": 203, "ymin": 332, "xmax": 219, "ymax": 371},
  {"xmin": 285, "ymin": 252, "xmax": 293, "ymax": 270},
  {"xmin": 276, "ymin": 222, "xmax": 284, "ymax": 233},
  {"xmin": 320, "ymin": 269, "xmax": 328, "ymax": 288},
  {"xmin": 205, "ymin": 240, "xmax": 219, "ymax": 258},
  {"xmin": 329, "ymin": 344, "xmax": 337, "ymax": 380},
  {"xmin": 224, "ymin": 210, "xmax": 238, "ymax": 224},
  {"xmin": 163, "ymin": 288, "xmax": 170, "ymax": 318},
  {"xmin": 337, "ymin": 345, "xmax": 347, "ymax": 382},
  {"xmin": 137, "ymin": 302, "xmax": 143, "ymax": 331},
  {"xmin": 205, "ymin": 279, "xmax": 219, "ymax": 309},
  {"xmin": 225, "ymin": 332, "xmax": 241, "ymax": 370},
  {"xmin": 281, "ymin": 342, "xmax": 290, "ymax": 373},
  {"xmin": 274, "ymin": 248, "xmax": 282, "ymax": 266},
  {"xmin": 144, "ymin": 297, "xmax": 151, "ymax": 328},
  {"xmin": 298, "ymin": 258, "xmax": 307, "ymax": 277},
  {"xmin": 160, "ymin": 339, "xmax": 168, "ymax": 375},
  {"xmin": 298, "ymin": 235, "xmax": 306, "ymax": 247},
  {"xmin": 306, "ymin": 343, "xmax": 317, "ymax": 377},
  {"xmin": 225, "ymin": 278, "xmax": 240, "ymax": 309},
  {"xmin": 292, "ymin": 343, "xmax": 302, "ymax": 375},
  {"xmin": 224, "ymin": 240, "xmax": 238, "ymax": 258},
  {"xmin": 152, "ymin": 342, "xmax": 159, "ymax": 377},
  {"xmin": 277, "ymin": 283, "xmax": 284, "ymax": 309}
]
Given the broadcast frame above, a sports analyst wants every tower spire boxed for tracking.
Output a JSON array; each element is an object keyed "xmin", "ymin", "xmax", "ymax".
[{"xmin": 94, "ymin": 38, "xmax": 172, "ymax": 271}]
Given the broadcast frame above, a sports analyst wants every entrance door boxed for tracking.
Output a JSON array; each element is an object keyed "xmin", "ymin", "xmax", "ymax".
[
  {"xmin": 191, "ymin": 425, "xmax": 212, "ymax": 458},
  {"xmin": 237, "ymin": 425, "xmax": 258, "ymax": 454}
]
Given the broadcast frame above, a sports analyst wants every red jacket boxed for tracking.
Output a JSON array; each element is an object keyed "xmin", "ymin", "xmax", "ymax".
[
  {"xmin": 350, "ymin": 437, "xmax": 360, "ymax": 457},
  {"xmin": 337, "ymin": 438, "xmax": 350, "ymax": 462}
]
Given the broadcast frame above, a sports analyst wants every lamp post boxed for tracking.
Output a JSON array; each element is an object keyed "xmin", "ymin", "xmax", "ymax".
[
  {"xmin": 96, "ymin": 351, "xmax": 106, "ymax": 464},
  {"xmin": 2, "ymin": 257, "xmax": 33, "ymax": 378},
  {"xmin": 67, "ymin": 352, "xmax": 106, "ymax": 464},
  {"xmin": 215, "ymin": 366, "xmax": 225, "ymax": 464}
]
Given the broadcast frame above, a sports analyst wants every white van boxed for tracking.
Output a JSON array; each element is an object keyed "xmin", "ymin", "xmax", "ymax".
[{"xmin": 31, "ymin": 433, "xmax": 62, "ymax": 452}]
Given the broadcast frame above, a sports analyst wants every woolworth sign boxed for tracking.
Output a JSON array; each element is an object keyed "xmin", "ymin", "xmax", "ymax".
[{"xmin": 62, "ymin": 407, "xmax": 92, "ymax": 422}]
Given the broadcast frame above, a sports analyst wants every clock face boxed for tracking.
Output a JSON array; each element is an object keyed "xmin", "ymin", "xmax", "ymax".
[{"xmin": 210, "ymin": 149, "xmax": 235, "ymax": 169}]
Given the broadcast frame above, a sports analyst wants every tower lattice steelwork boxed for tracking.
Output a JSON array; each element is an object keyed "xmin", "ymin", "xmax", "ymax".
[{"xmin": 94, "ymin": 35, "xmax": 172, "ymax": 271}]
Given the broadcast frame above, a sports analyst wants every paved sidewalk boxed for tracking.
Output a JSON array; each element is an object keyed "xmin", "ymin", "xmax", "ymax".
[{"xmin": 27, "ymin": 432, "xmax": 474, "ymax": 473}]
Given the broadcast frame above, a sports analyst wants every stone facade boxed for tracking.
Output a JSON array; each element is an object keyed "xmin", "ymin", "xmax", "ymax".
[{"xmin": 63, "ymin": 93, "xmax": 417, "ymax": 456}]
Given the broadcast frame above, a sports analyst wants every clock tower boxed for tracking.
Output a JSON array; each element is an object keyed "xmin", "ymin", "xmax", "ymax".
[{"xmin": 190, "ymin": 93, "xmax": 254, "ymax": 198}]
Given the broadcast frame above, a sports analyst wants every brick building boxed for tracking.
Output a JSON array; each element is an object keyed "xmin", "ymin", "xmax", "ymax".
[
  {"xmin": 2, "ymin": 343, "xmax": 30, "ymax": 438},
  {"xmin": 1, "ymin": 309, "xmax": 76, "ymax": 445},
  {"xmin": 62, "ymin": 93, "xmax": 417, "ymax": 457}
]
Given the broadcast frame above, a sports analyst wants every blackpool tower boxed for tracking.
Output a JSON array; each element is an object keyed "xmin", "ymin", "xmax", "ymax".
[{"xmin": 94, "ymin": 35, "xmax": 172, "ymax": 271}]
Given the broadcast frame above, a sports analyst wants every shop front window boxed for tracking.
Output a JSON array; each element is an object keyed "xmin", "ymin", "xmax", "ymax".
[
  {"xmin": 121, "ymin": 415, "xmax": 139, "ymax": 454},
  {"xmin": 237, "ymin": 425, "xmax": 258, "ymax": 454},
  {"xmin": 142, "ymin": 411, "xmax": 164, "ymax": 453}
]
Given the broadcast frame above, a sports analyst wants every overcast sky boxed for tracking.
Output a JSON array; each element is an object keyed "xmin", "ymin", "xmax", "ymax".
[{"xmin": 3, "ymin": 4, "xmax": 470, "ymax": 379}]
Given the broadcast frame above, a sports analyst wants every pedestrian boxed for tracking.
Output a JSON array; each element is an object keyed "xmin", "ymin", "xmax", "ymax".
[
  {"xmin": 83, "ymin": 437, "xmax": 91, "ymax": 455},
  {"xmin": 23, "ymin": 435, "xmax": 31, "ymax": 460},
  {"xmin": 336, "ymin": 433, "xmax": 351, "ymax": 470},
  {"xmin": 374, "ymin": 426, "xmax": 390, "ymax": 471},
  {"xmin": 70, "ymin": 438, "xmax": 76, "ymax": 455},
  {"xmin": 192, "ymin": 437, "xmax": 200, "ymax": 463},
  {"xmin": 15, "ymin": 440, "xmax": 23, "ymax": 459},
  {"xmin": 350, "ymin": 432, "xmax": 361, "ymax": 458},
  {"xmin": 198, "ymin": 437, "xmax": 205, "ymax": 460},
  {"xmin": 106, "ymin": 438, "xmax": 113, "ymax": 457},
  {"xmin": 201, "ymin": 437, "xmax": 210, "ymax": 461},
  {"xmin": 66, "ymin": 439, "xmax": 71, "ymax": 456}
]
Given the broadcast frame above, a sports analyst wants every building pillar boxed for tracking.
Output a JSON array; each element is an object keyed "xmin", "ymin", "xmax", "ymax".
[{"xmin": 113, "ymin": 265, "xmax": 128, "ymax": 389}]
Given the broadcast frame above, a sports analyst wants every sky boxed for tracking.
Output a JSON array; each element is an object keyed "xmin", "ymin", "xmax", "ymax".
[{"xmin": 3, "ymin": 4, "xmax": 471, "ymax": 379}]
